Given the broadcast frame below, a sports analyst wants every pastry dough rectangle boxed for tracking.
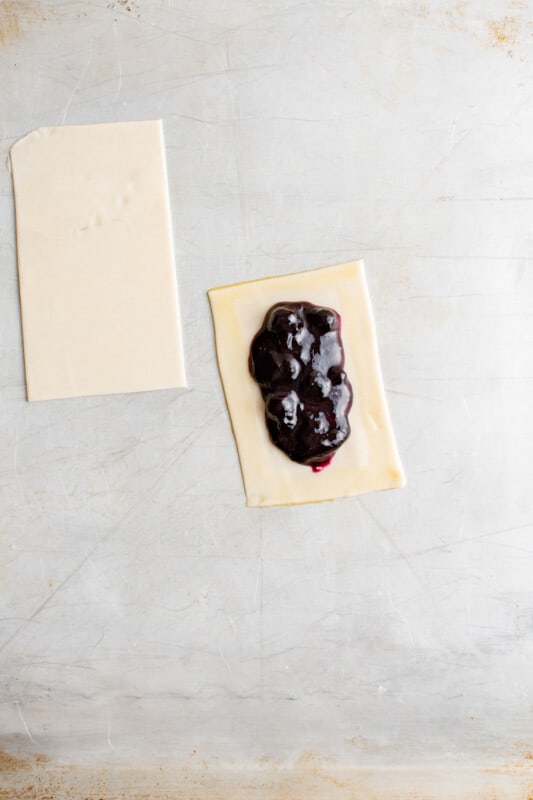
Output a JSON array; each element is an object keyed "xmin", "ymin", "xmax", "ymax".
[
  {"xmin": 10, "ymin": 120, "xmax": 186, "ymax": 401},
  {"xmin": 208, "ymin": 261, "xmax": 405, "ymax": 507}
]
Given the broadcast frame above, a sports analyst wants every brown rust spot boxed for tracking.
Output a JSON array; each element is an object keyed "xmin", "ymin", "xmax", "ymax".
[
  {"xmin": 107, "ymin": 0, "xmax": 141, "ymax": 18},
  {"xmin": 442, "ymin": 2, "xmax": 469, "ymax": 33},
  {"xmin": 0, "ymin": 749, "xmax": 532, "ymax": 798},
  {"xmin": 0, "ymin": 0, "xmax": 41, "ymax": 46},
  {"xmin": 484, "ymin": 751, "xmax": 533, "ymax": 776},
  {"xmin": 345, "ymin": 735, "xmax": 376, "ymax": 751},
  {"xmin": 0, "ymin": 0, "xmax": 21, "ymax": 44},
  {"xmin": 488, "ymin": 16, "xmax": 519, "ymax": 49},
  {"xmin": 0, "ymin": 750, "xmax": 29, "ymax": 771},
  {"xmin": 292, "ymin": 752, "xmax": 350, "ymax": 790}
]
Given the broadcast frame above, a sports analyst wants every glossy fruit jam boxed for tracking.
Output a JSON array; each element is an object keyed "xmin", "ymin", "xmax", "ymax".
[{"xmin": 249, "ymin": 302, "xmax": 353, "ymax": 470}]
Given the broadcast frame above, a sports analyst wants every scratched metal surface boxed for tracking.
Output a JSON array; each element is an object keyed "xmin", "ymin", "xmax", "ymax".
[{"xmin": 0, "ymin": 0, "xmax": 532, "ymax": 797}]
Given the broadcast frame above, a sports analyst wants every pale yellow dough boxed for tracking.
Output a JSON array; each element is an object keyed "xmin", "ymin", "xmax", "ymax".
[
  {"xmin": 10, "ymin": 120, "xmax": 186, "ymax": 401},
  {"xmin": 208, "ymin": 261, "xmax": 405, "ymax": 507}
]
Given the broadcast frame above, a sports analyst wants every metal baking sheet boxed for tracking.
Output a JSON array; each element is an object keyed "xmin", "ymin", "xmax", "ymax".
[{"xmin": 1, "ymin": 0, "xmax": 532, "ymax": 797}]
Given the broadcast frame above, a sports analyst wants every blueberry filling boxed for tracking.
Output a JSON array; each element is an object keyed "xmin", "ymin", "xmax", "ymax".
[{"xmin": 249, "ymin": 302, "xmax": 353, "ymax": 470}]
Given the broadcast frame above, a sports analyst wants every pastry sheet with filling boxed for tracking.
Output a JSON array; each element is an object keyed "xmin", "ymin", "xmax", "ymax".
[
  {"xmin": 208, "ymin": 261, "xmax": 405, "ymax": 507},
  {"xmin": 10, "ymin": 120, "xmax": 186, "ymax": 401}
]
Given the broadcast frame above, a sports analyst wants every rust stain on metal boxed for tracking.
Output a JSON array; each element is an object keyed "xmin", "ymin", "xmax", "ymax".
[
  {"xmin": 1, "ymin": 747, "xmax": 533, "ymax": 798},
  {"xmin": 442, "ymin": 1, "xmax": 469, "ymax": 33},
  {"xmin": 0, "ymin": 0, "xmax": 22, "ymax": 45},
  {"xmin": 107, "ymin": 0, "xmax": 141, "ymax": 19},
  {"xmin": 0, "ymin": 0, "xmax": 43, "ymax": 46},
  {"xmin": 0, "ymin": 749, "xmax": 29, "ymax": 771},
  {"xmin": 345, "ymin": 735, "xmax": 377, "ymax": 752},
  {"xmin": 294, "ymin": 751, "xmax": 351, "ymax": 790},
  {"xmin": 484, "ymin": 752, "xmax": 533, "ymax": 776},
  {"xmin": 0, "ymin": 749, "xmax": 360, "ymax": 799},
  {"xmin": 488, "ymin": 16, "xmax": 519, "ymax": 51}
]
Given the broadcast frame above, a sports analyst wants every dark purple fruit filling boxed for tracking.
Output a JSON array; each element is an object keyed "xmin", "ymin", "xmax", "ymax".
[{"xmin": 249, "ymin": 301, "xmax": 353, "ymax": 470}]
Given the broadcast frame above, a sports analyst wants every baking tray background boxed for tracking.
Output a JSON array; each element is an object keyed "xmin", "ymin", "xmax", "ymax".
[{"xmin": 1, "ymin": 0, "xmax": 532, "ymax": 797}]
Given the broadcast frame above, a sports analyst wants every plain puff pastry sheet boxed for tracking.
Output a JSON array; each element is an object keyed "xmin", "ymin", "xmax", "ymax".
[
  {"xmin": 10, "ymin": 120, "xmax": 186, "ymax": 401},
  {"xmin": 208, "ymin": 261, "xmax": 405, "ymax": 507}
]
